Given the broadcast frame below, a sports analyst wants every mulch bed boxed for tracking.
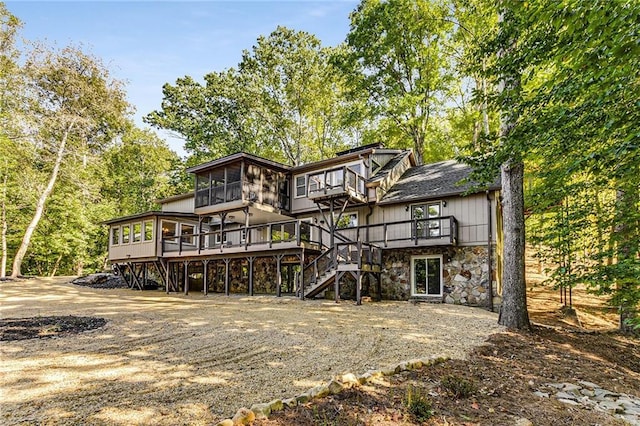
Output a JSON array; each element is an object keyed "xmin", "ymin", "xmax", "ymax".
[{"xmin": 0, "ymin": 316, "xmax": 107, "ymax": 341}]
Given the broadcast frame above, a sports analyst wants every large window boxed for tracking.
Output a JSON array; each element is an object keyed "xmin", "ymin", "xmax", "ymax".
[
  {"xmin": 143, "ymin": 221, "xmax": 153, "ymax": 242},
  {"xmin": 411, "ymin": 255, "xmax": 442, "ymax": 296},
  {"xmin": 180, "ymin": 224, "xmax": 195, "ymax": 245},
  {"xmin": 195, "ymin": 164, "xmax": 242, "ymax": 208},
  {"xmin": 111, "ymin": 227, "xmax": 120, "ymax": 246},
  {"xmin": 162, "ymin": 221, "xmax": 177, "ymax": 242},
  {"xmin": 411, "ymin": 202, "xmax": 441, "ymax": 238}
]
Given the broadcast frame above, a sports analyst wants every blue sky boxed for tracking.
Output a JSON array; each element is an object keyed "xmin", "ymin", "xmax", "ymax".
[{"xmin": 6, "ymin": 1, "xmax": 359, "ymax": 156}]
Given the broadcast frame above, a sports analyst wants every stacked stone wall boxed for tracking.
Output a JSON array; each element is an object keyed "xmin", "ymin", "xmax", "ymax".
[{"xmin": 380, "ymin": 246, "xmax": 501, "ymax": 309}]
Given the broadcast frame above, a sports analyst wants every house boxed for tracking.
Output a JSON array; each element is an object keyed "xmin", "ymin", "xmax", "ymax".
[{"xmin": 104, "ymin": 143, "xmax": 502, "ymax": 310}]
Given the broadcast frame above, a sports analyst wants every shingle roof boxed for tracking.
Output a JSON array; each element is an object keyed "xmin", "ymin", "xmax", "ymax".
[{"xmin": 379, "ymin": 160, "xmax": 501, "ymax": 205}]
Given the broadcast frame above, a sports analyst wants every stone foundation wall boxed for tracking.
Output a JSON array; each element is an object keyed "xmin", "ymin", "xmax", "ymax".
[{"xmin": 380, "ymin": 246, "xmax": 501, "ymax": 309}]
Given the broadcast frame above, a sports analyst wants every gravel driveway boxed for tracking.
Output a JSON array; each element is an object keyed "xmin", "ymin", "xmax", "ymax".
[{"xmin": 0, "ymin": 277, "xmax": 502, "ymax": 425}]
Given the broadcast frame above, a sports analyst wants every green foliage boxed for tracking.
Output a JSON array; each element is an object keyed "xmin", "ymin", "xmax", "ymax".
[
  {"xmin": 441, "ymin": 375, "xmax": 477, "ymax": 399},
  {"xmin": 404, "ymin": 385, "xmax": 433, "ymax": 422},
  {"xmin": 147, "ymin": 27, "xmax": 364, "ymax": 166},
  {"xmin": 339, "ymin": 0, "xmax": 458, "ymax": 164}
]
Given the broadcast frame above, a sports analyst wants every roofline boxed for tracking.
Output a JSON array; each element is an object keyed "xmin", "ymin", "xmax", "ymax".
[
  {"xmin": 155, "ymin": 192, "xmax": 194, "ymax": 204},
  {"xmin": 102, "ymin": 211, "xmax": 199, "ymax": 225},
  {"xmin": 292, "ymin": 148, "xmax": 408, "ymax": 174},
  {"xmin": 186, "ymin": 152, "xmax": 290, "ymax": 174},
  {"xmin": 378, "ymin": 186, "xmax": 501, "ymax": 206}
]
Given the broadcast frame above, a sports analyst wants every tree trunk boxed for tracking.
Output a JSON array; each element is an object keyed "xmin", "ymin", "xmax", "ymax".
[
  {"xmin": 498, "ymin": 159, "xmax": 530, "ymax": 329},
  {"xmin": 1, "ymin": 172, "xmax": 7, "ymax": 278},
  {"xmin": 615, "ymin": 188, "xmax": 638, "ymax": 334},
  {"xmin": 496, "ymin": 6, "xmax": 530, "ymax": 330},
  {"xmin": 10, "ymin": 126, "xmax": 71, "ymax": 278}
]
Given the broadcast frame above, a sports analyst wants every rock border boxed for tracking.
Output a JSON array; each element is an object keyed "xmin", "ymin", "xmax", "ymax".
[{"xmin": 215, "ymin": 356, "xmax": 448, "ymax": 425}]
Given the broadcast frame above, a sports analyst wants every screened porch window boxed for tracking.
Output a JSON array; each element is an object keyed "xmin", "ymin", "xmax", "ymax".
[{"xmin": 195, "ymin": 164, "xmax": 242, "ymax": 208}]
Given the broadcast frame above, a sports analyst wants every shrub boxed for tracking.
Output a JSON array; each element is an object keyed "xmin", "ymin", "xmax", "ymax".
[
  {"xmin": 441, "ymin": 375, "xmax": 477, "ymax": 399},
  {"xmin": 404, "ymin": 385, "xmax": 433, "ymax": 422}
]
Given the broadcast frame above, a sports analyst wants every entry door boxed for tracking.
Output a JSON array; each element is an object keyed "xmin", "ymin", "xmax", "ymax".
[
  {"xmin": 281, "ymin": 264, "xmax": 296, "ymax": 294},
  {"xmin": 412, "ymin": 256, "xmax": 442, "ymax": 296}
]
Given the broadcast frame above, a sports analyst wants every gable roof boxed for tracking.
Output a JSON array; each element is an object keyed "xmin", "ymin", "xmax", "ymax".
[{"xmin": 379, "ymin": 160, "xmax": 501, "ymax": 205}]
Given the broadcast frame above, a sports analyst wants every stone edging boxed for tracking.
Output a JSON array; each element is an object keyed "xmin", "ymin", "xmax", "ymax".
[
  {"xmin": 215, "ymin": 356, "xmax": 449, "ymax": 426},
  {"xmin": 534, "ymin": 381, "xmax": 640, "ymax": 426}
]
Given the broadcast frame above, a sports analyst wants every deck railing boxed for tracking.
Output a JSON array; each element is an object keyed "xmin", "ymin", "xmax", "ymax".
[
  {"xmin": 162, "ymin": 219, "xmax": 333, "ymax": 255},
  {"xmin": 307, "ymin": 166, "xmax": 367, "ymax": 201},
  {"xmin": 334, "ymin": 216, "xmax": 458, "ymax": 247}
]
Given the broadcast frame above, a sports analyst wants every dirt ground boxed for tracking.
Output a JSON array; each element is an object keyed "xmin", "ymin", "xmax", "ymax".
[
  {"xmin": 0, "ymin": 277, "xmax": 501, "ymax": 425},
  {"xmin": 261, "ymin": 284, "xmax": 639, "ymax": 426}
]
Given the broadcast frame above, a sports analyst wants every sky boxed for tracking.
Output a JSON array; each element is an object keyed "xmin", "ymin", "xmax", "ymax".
[{"xmin": 6, "ymin": 0, "xmax": 359, "ymax": 156}]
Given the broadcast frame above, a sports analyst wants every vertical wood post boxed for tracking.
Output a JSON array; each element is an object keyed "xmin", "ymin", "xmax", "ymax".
[
  {"xmin": 335, "ymin": 270, "xmax": 340, "ymax": 303},
  {"xmin": 224, "ymin": 258, "xmax": 230, "ymax": 296},
  {"xmin": 299, "ymin": 251, "xmax": 305, "ymax": 300},
  {"xmin": 183, "ymin": 261, "xmax": 189, "ymax": 295},
  {"xmin": 165, "ymin": 261, "xmax": 170, "ymax": 293},
  {"xmin": 356, "ymin": 271, "xmax": 362, "ymax": 306},
  {"xmin": 248, "ymin": 256, "xmax": 255, "ymax": 296},
  {"xmin": 276, "ymin": 254, "xmax": 284, "ymax": 297},
  {"xmin": 203, "ymin": 259, "xmax": 209, "ymax": 296}
]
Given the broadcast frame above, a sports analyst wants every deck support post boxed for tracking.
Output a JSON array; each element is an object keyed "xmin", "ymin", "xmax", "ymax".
[
  {"xmin": 203, "ymin": 259, "xmax": 209, "ymax": 296},
  {"xmin": 142, "ymin": 262, "xmax": 148, "ymax": 288},
  {"xmin": 183, "ymin": 261, "xmax": 189, "ymax": 295},
  {"xmin": 356, "ymin": 271, "xmax": 362, "ymax": 306},
  {"xmin": 275, "ymin": 254, "xmax": 284, "ymax": 297},
  {"xmin": 335, "ymin": 269, "xmax": 340, "ymax": 303},
  {"xmin": 165, "ymin": 261, "xmax": 170, "ymax": 293},
  {"xmin": 247, "ymin": 256, "xmax": 255, "ymax": 296},
  {"xmin": 224, "ymin": 258, "xmax": 231, "ymax": 296},
  {"xmin": 299, "ymin": 251, "xmax": 305, "ymax": 300}
]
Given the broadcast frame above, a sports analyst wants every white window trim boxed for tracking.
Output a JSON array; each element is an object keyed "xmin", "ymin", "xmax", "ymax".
[
  {"xmin": 294, "ymin": 174, "xmax": 306, "ymax": 198},
  {"xmin": 161, "ymin": 220, "xmax": 178, "ymax": 241},
  {"xmin": 334, "ymin": 211, "xmax": 358, "ymax": 229},
  {"xmin": 111, "ymin": 226, "xmax": 120, "ymax": 246},
  {"xmin": 121, "ymin": 224, "xmax": 131, "ymax": 244},
  {"xmin": 142, "ymin": 220, "xmax": 154, "ymax": 242},
  {"xmin": 132, "ymin": 222, "xmax": 142, "ymax": 244},
  {"xmin": 180, "ymin": 223, "xmax": 196, "ymax": 245},
  {"xmin": 410, "ymin": 254, "xmax": 443, "ymax": 297}
]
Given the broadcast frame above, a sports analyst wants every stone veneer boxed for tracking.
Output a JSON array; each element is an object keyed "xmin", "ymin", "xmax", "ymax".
[{"xmin": 380, "ymin": 246, "xmax": 501, "ymax": 309}]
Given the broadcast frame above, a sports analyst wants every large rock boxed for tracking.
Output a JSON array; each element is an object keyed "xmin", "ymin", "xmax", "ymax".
[{"xmin": 231, "ymin": 407, "xmax": 255, "ymax": 425}]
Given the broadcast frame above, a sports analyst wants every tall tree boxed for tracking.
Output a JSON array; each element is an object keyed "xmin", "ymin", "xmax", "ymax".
[
  {"xmin": 9, "ymin": 45, "xmax": 129, "ymax": 277},
  {"xmin": 102, "ymin": 125, "xmax": 185, "ymax": 216},
  {"xmin": 147, "ymin": 27, "xmax": 361, "ymax": 166},
  {"xmin": 340, "ymin": 0, "xmax": 456, "ymax": 164}
]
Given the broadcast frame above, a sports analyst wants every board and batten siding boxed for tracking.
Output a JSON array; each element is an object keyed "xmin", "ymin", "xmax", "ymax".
[
  {"xmin": 377, "ymin": 192, "xmax": 497, "ymax": 245},
  {"xmin": 161, "ymin": 197, "xmax": 194, "ymax": 213}
]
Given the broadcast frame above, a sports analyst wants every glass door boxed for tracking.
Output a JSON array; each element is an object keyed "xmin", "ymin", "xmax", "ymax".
[{"xmin": 412, "ymin": 256, "xmax": 442, "ymax": 296}]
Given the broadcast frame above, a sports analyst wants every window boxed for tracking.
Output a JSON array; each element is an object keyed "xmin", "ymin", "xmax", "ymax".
[
  {"xmin": 411, "ymin": 255, "xmax": 442, "ymax": 296},
  {"xmin": 122, "ymin": 224, "xmax": 131, "ymax": 244},
  {"xmin": 411, "ymin": 202, "xmax": 442, "ymax": 238},
  {"xmin": 111, "ymin": 227, "xmax": 120, "ymax": 245},
  {"xmin": 241, "ymin": 229, "xmax": 247, "ymax": 243},
  {"xmin": 181, "ymin": 223, "xmax": 195, "ymax": 245},
  {"xmin": 335, "ymin": 212, "xmax": 358, "ymax": 229},
  {"xmin": 214, "ymin": 232, "xmax": 227, "ymax": 245},
  {"xmin": 143, "ymin": 221, "xmax": 153, "ymax": 242},
  {"xmin": 132, "ymin": 223, "xmax": 142, "ymax": 243},
  {"xmin": 162, "ymin": 221, "xmax": 177, "ymax": 242},
  {"xmin": 295, "ymin": 175, "xmax": 306, "ymax": 198}
]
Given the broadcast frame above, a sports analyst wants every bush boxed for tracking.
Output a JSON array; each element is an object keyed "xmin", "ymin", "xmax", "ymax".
[
  {"xmin": 404, "ymin": 385, "xmax": 433, "ymax": 422},
  {"xmin": 441, "ymin": 375, "xmax": 477, "ymax": 399}
]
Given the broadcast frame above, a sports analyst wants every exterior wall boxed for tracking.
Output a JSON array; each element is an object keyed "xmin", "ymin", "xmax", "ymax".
[
  {"xmin": 378, "ymin": 192, "xmax": 497, "ymax": 245},
  {"xmin": 290, "ymin": 159, "xmax": 366, "ymax": 214},
  {"xmin": 161, "ymin": 197, "xmax": 194, "ymax": 213},
  {"xmin": 379, "ymin": 245, "xmax": 501, "ymax": 309},
  {"xmin": 109, "ymin": 216, "xmax": 158, "ymax": 261}
]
